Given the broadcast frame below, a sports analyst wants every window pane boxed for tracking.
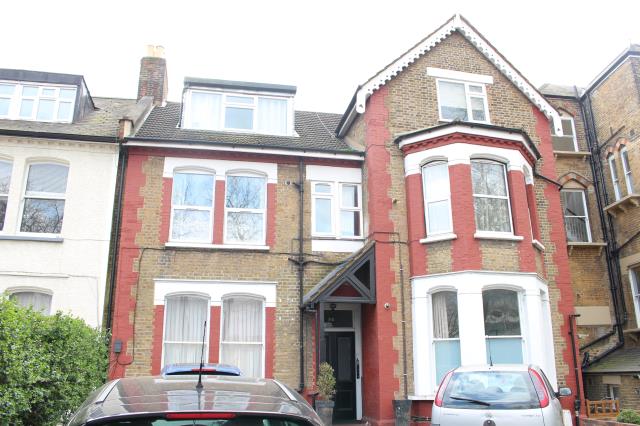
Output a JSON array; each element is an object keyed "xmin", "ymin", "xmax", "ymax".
[
  {"xmin": 315, "ymin": 198, "xmax": 332, "ymax": 233},
  {"xmin": 10, "ymin": 292, "xmax": 51, "ymax": 314},
  {"xmin": 26, "ymin": 163, "xmax": 69, "ymax": 194},
  {"xmin": 483, "ymin": 289, "xmax": 521, "ymax": 336},
  {"xmin": 423, "ymin": 162, "xmax": 449, "ymax": 201},
  {"xmin": 469, "ymin": 85, "xmax": 483, "ymax": 93},
  {"xmin": 41, "ymin": 88, "xmax": 56, "ymax": 97},
  {"xmin": 0, "ymin": 98, "xmax": 10, "ymax": 116},
  {"xmin": 221, "ymin": 343, "xmax": 262, "ymax": 377},
  {"xmin": 561, "ymin": 191, "xmax": 585, "ymax": 216},
  {"xmin": 36, "ymin": 99, "xmax": 55, "ymax": 120},
  {"xmin": 21, "ymin": 199, "xmax": 65, "ymax": 233},
  {"xmin": 22, "ymin": 86, "xmax": 37, "ymax": 97},
  {"xmin": 227, "ymin": 96, "xmax": 253, "ymax": 105},
  {"xmin": 19, "ymin": 99, "xmax": 34, "ymax": 117},
  {"xmin": 59, "ymin": 88, "xmax": 76, "ymax": 100},
  {"xmin": 340, "ymin": 210, "xmax": 360, "ymax": 237},
  {"xmin": 561, "ymin": 118, "xmax": 574, "ymax": 136},
  {"xmin": 470, "ymin": 96, "xmax": 486, "ymax": 121},
  {"xmin": 428, "ymin": 200, "xmax": 452, "ymax": 234},
  {"xmin": 0, "ymin": 196, "xmax": 6, "ymax": 230},
  {"xmin": 190, "ymin": 92, "xmax": 221, "ymax": 129},
  {"xmin": 474, "ymin": 197, "xmax": 511, "ymax": 232},
  {"xmin": 341, "ymin": 185, "xmax": 358, "ymax": 208},
  {"xmin": 472, "ymin": 161, "xmax": 506, "ymax": 196},
  {"xmin": 0, "ymin": 161, "xmax": 11, "ymax": 194},
  {"xmin": 257, "ymin": 98, "xmax": 287, "ymax": 135},
  {"xmin": 164, "ymin": 295, "xmax": 208, "ymax": 365},
  {"xmin": 486, "ymin": 337, "xmax": 523, "ymax": 364},
  {"xmin": 0, "ymin": 84, "xmax": 14, "ymax": 95},
  {"xmin": 226, "ymin": 211, "xmax": 264, "ymax": 243},
  {"xmin": 315, "ymin": 183, "xmax": 332, "ymax": 194},
  {"xmin": 171, "ymin": 210, "xmax": 211, "ymax": 241},
  {"xmin": 434, "ymin": 340, "xmax": 461, "ymax": 385},
  {"xmin": 172, "ymin": 173, "xmax": 214, "ymax": 207},
  {"xmin": 564, "ymin": 217, "xmax": 589, "ymax": 242},
  {"xmin": 57, "ymin": 101, "xmax": 72, "ymax": 121},
  {"xmin": 226, "ymin": 176, "xmax": 265, "ymax": 209},
  {"xmin": 225, "ymin": 107, "xmax": 253, "ymax": 129},
  {"xmin": 439, "ymin": 81, "xmax": 467, "ymax": 120},
  {"xmin": 432, "ymin": 291, "xmax": 459, "ymax": 338},
  {"xmin": 223, "ymin": 298, "xmax": 263, "ymax": 342}
]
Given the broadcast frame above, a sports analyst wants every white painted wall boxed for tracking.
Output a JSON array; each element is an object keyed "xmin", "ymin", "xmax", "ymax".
[{"xmin": 0, "ymin": 136, "xmax": 119, "ymax": 328}]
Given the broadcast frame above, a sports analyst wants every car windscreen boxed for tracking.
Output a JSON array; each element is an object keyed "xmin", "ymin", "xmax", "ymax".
[
  {"xmin": 94, "ymin": 417, "xmax": 309, "ymax": 426},
  {"xmin": 442, "ymin": 371, "xmax": 541, "ymax": 410}
]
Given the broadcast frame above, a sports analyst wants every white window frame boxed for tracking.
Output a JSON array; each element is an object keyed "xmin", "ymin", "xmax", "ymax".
[
  {"xmin": 421, "ymin": 161, "xmax": 453, "ymax": 236},
  {"xmin": 436, "ymin": 78, "xmax": 490, "ymax": 124},
  {"xmin": 551, "ymin": 116, "xmax": 579, "ymax": 151},
  {"xmin": 482, "ymin": 288, "xmax": 526, "ymax": 365},
  {"xmin": 9, "ymin": 288, "xmax": 53, "ymax": 315},
  {"xmin": 219, "ymin": 294, "xmax": 266, "ymax": 378},
  {"xmin": 630, "ymin": 267, "xmax": 640, "ymax": 329},
  {"xmin": 311, "ymin": 181, "xmax": 363, "ymax": 239},
  {"xmin": 429, "ymin": 290, "xmax": 461, "ymax": 388},
  {"xmin": 161, "ymin": 293, "xmax": 211, "ymax": 368},
  {"xmin": 183, "ymin": 89, "xmax": 293, "ymax": 136},
  {"xmin": 168, "ymin": 169, "xmax": 215, "ymax": 244},
  {"xmin": 223, "ymin": 172, "xmax": 267, "ymax": 245},
  {"xmin": 471, "ymin": 159, "xmax": 514, "ymax": 235},
  {"xmin": 609, "ymin": 155, "xmax": 622, "ymax": 201},
  {"xmin": 561, "ymin": 189, "xmax": 592, "ymax": 243},
  {"xmin": 0, "ymin": 158, "xmax": 12, "ymax": 232},
  {"xmin": 0, "ymin": 80, "xmax": 76, "ymax": 123},
  {"xmin": 621, "ymin": 147, "xmax": 634, "ymax": 195},
  {"xmin": 18, "ymin": 161, "xmax": 69, "ymax": 236}
]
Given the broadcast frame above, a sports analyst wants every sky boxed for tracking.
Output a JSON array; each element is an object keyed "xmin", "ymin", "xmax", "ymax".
[{"xmin": 3, "ymin": 0, "xmax": 640, "ymax": 114}]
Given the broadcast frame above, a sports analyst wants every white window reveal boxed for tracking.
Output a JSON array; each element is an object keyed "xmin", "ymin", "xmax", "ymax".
[
  {"xmin": 185, "ymin": 90, "xmax": 290, "ymax": 136},
  {"xmin": 225, "ymin": 174, "xmax": 267, "ymax": 245},
  {"xmin": 621, "ymin": 147, "xmax": 635, "ymax": 195},
  {"xmin": 551, "ymin": 116, "xmax": 578, "ymax": 152},
  {"xmin": 170, "ymin": 171, "xmax": 215, "ymax": 243},
  {"xmin": 0, "ymin": 160, "xmax": 11, "ymax": 230},
  {"xmin": 432, "ymin": 291, "xmax": 461, "ymax": 385},
  {"xmin": 163, "ymin": 294, "xmax": 210, "ymax": 366},
  {"xmin": 609, "ymin": 156, "xmax": 622, "ymax": 201},
  {"xmin": 437, "ymin": 80, "xmax": 489, "ymax": 123},
  {"xmin": 483, "ymin": 289, "xmax": 523, "ymax": 364},
  {"xmin": 561, "ymin": 190, "xmax": 592, "ymax": 242},
  {"xmin": 312, "ymin": 182, "xmax": 362, "ymax": 238},
  {"xmin": 422, "ymin": 161, "xmax": 452, "ymax": 235},
  {"xmin": 471, "ymin": 160, "xmax": 513, "ymax": 234},
  {"xmin": 0, "ymin": 81, "xmax": 76, "ymax": 122},
  {"xmin": 220, "ymin": 296, "xmax": 265, "ymax": 377},
  {"xmin": 630, "ymin": 267, "xmax": 640, "ymax": 329},
  {"xmin": 10, "ymin": 291, "xmax": 52, "ymax": 314},
  {"xmin": 20, "ymin": 163, "xmax": 69, "ymax": 234}
]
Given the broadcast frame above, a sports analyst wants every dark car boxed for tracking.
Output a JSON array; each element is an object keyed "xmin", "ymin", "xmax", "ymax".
[{"xmin": 67, "ymin": 375, "xmax": 323, "ymax": 426}]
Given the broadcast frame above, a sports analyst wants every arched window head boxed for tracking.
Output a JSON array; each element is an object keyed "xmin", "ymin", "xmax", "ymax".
[{"xmin": 10, "ymin": 290, "xmax": 52, "ymax": 315}]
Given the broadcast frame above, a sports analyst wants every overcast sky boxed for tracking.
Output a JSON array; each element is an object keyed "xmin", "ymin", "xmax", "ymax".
[{"xmin": 4, "ymin": 0, "xmax": 640, "ymax": 113}]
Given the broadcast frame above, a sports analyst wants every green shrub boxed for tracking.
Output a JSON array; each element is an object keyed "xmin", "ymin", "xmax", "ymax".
[
  {"xmin": 0, "ymin": 295, "xmax": 109, "ymax": 425},
  {"xmin": 317, "ymin": 362, "xmax": 336, "ymax": 400},
  {"xmin": 618, "ymin": 409, "xmax": 640, "ymax": 425}
]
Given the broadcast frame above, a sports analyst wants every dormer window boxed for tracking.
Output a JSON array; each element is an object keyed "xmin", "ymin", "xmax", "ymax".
[{"xmin": 0, "ymin": 82, "xmax": 76, "ymax": 123}]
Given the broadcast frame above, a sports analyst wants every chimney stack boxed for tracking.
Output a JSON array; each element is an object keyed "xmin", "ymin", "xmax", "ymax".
[{"xmin": 137, "ymin": 45, "xmax": 168, "ymax": 106}]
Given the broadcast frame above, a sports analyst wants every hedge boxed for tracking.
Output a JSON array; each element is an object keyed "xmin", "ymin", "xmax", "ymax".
[{"xmin": 0, "ymin": 295, "xmax": 109, "ymax": 425}]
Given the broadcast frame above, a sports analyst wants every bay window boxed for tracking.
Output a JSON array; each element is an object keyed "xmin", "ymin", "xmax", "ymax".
[
  {"xmin": 10, "ymin": 290, "xmax": 52, "ymax": 314},
  {"xmin": 20, "ymin": 162, "xmax": 69, "ymax": 234},
  {"xmin": 471, "ymin": 159, "xmax": 513, "ymax": 233},
  {"xmin": 422, "ymin": 161, "xmax": 452, "ymax": 235},
  {"xmin": 220, "ymin": 296, "xmax": 264, "ymax": 377},
  {"xmin": 163, "ymin": 294, "xmax": 209, "ymax": 366},
  {"xmin": 170, "ymin": 171, "xmax": 215, "ymax": 243},
  {"xmin": 560, "ymin": 190, "xmax": 591, "ymax": 242},
  {"xmin": 312, "ymin": 181, "xmax": 362, "ymax": 238},
  {"xmin": 0, "ymin": 160, "xmax": 11, "ymax": 230},
  {"xmin": 483, "ymin": 289, "xmax": 523, "ymax": 364},
  {"xmin": 437, "ymin": 80, "xmax": 489, "ymax": 123},
  {"xmin": 432, "ymin": 291, "xmax": 461, "ymax": 385},
  {"xmin": 621, "ymin": 147, "xmax": 634, "ymax": 195},
  {"xmin": 225, "ymin": 174, "xmax": 266, "ymax": 244},
  {"xmin": 609, "ymin": 155, "xmax": 622, "ymax": 200}
]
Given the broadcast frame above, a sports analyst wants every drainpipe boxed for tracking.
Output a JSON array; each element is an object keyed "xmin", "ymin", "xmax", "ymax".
[
  {"xmin": 297, "ymin": 158, "xmax": 306, "ymax": 392},
  {"xmin": 569, "ymin": 314, "xmax": 582, "ymax": 426}
]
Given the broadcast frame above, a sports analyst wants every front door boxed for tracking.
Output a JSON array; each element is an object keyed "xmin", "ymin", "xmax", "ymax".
[{"xmin": 326, "ymin": 331, "xmax": 356, "ymax": 421}]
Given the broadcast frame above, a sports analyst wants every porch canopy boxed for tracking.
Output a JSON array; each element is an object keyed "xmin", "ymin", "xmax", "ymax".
[{"xmin": 302, "ymin": 241, "xmax": 376, "ymax": 308}]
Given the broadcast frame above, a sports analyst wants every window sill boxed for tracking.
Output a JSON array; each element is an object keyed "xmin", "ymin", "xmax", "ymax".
[
  {"xmin": 604, "ymin": 194, "xmax": 640, "ymax": 217},
  {"xmin": 408, "ymin": 394, "xmax": 434, "ymax": 401},
  {"xmin": 165, "ymin": 242, "xmax": 270, "ymax": 251},
  {"xmin": 420, "ymin": 233, "xmax": 457, "ymax": 244},
  {"xmin": 474, "ymin": 232, "xmax": 524, "ymax": 242},
  {"xmin": 567, "ymin": 241, "xmax": 607, "ymax": 255},
  {"xmin": 0, "ymin": 234, "xmax": 64, "ymax": 243},
  {"xmin": 553, "ymin": 150, "xmax": 591, "ymax": 160},
  {"xmin": 532, "ymin": 239, "xmax": 546, "ymax": 251}
]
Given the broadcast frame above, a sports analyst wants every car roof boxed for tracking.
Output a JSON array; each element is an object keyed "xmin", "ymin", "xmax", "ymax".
[
  {"xmin": 68, "ymin": 375, "xmax": 321, "ymax": 425},
  {"xmin": 453, "ymin": 364, "xmax": 538, "ymax": 372}
]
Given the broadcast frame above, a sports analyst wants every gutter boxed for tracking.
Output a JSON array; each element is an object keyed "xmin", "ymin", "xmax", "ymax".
[{"xmin": 0, "ymin": 128, "xmax": 116, "ymax": 143}]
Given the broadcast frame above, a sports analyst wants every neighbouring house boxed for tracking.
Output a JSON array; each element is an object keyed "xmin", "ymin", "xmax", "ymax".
[
  {"xmin": 0, "ymin": 68, "xmax": 150, "ymax": 327},
  {"xmin": 107, "ymin": 15, "xmax": 584, "ymax": 425},
  {"xmin": 541, "ymin": 44, "xmax": 640, "ymax": 412}
]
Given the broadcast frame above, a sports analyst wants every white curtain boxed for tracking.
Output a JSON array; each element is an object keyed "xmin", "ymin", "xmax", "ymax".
[
  {"xmin": 257, "ymin": 98, "xmax": 287, "ymax": 135},
  {"xmin": 221, "ymin": 297, "xmax": 264, "ymax": 377},
  {"xmin": 164, "ymin": 295, "xmax": 209, "ymax": 365},
  {"xmin": 11, "ymin": 291, "xmax": 51, "ymax": 314},
  {"xmin": 432, "ymin": 292, "xmax": 449, "ymax": 339},
  {"xmin": 190, "ymin": 92, "xmax": 221, "ymax": 130}
]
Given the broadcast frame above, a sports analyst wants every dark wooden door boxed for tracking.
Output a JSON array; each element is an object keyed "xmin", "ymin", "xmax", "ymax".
[{"xmin": 326, "ymin": 331, "xmax": 356, "ymax": 421}]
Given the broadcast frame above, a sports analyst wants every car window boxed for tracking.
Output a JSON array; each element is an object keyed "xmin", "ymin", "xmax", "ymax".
[
  {"xmin": 442, "ymin": 371, "xmax": 541, "ymax": 410},
  {"xmin": 97, "ymin": 418, "xmax": 309, "ymax": 426}
]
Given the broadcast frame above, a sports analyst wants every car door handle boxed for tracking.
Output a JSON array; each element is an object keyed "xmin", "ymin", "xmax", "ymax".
[{"xmin": 356, "ymin": 357, "xmax": 360, "ymax": 379}]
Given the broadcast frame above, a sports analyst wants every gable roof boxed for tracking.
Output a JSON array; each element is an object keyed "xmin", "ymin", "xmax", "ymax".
[
  {"xmin": 133, "ymin": 102, "xmax": 358, "ymax": 154},
  {"xmin": 336, "ymin": 14, "xmax": 563, "ymax": 137},
  {"xmin": 583, "ymin": 43, "xmax": 640, "ymax": 96}
]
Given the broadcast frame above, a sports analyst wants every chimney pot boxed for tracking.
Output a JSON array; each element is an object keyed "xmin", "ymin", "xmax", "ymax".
[{"xmin": 145, "ymin": 45, "xmax": 165, "ymax": 58}]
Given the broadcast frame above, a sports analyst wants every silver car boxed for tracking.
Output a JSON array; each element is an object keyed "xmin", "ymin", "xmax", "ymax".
[{"xmin": 430, "ymin": 364, "xmax": 571, "ymax": 426}]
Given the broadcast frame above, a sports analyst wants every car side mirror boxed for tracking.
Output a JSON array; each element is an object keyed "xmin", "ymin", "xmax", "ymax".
[{"xmin": 557, "ymin": 387, "xmax": 572, "ymax": 397}]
